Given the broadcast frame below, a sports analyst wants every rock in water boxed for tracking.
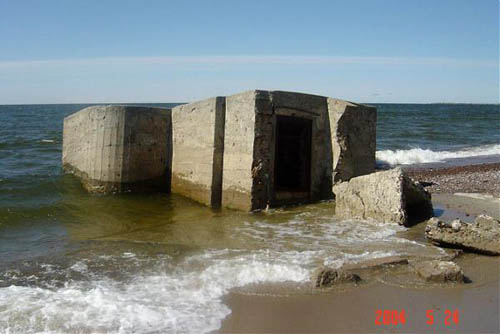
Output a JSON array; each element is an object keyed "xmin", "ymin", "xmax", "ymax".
[
  {"xmin": 341, "ymin": 256, "xmax": 409, "ymax": 270},
  {"xmin": 413, "ymin": 260, "xmax": 464, "ymax": 282},
  {"xmin": 312, "ymin": 267, "xmax": 361, "ymax": 288},
  {"xmin": 425, "ymin": 215, "xmax": 500, "ymax": 255},
  {"xmin": 333, "ymin": 168, "xmax": 433, "ymax": 226}
]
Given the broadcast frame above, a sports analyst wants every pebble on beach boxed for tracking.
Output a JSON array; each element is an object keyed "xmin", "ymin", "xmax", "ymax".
[{"xmin": 406, "ymin": 163, "xmax": 500, "ymax": 197}]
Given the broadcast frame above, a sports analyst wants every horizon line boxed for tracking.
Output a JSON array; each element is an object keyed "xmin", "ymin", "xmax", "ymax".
[{"xmin": 1, "ymin": 100, "xmax": 498, "ymax": 106}]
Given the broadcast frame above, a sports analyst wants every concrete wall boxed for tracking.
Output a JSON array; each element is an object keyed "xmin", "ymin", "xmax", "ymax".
[
  {"xmin": 222, "ymin": 91, "xmax": 259, "ymax": 211},
  {"xmin": 328, "ymin": 99, "xmax": 377, "ymax": 183},
  {"xmin": 171, "ymin": 97, "xmax": 225, "ymax": 207},
  {"xmin": 62, "ymin": 105, "xmax": 171, "ymax": 193}
]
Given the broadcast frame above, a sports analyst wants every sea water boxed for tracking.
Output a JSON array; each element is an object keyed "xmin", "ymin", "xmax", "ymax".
[
  {"xmin": 0, "ymin": 103, "xmax": 498, "ymax": 333},
  {"xmin": 376, "ymin": 103, "xmax": 500, "ymax": 165}
]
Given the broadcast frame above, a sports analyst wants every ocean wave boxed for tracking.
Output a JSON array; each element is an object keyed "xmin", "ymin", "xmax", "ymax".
[
  {"xmin": 376, "ymin": 144, "xmax": 500, "ymax": 166},
  {"xmin": 0, "ymin": 214, "xmax": 444, "ymax": 334},
  {"xmin": 0, "ymin": 251, "xmax": 308, "ymax": 334}
]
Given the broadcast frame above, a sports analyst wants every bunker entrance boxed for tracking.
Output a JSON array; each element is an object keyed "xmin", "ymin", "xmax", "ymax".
[{"xmin": 274, "ymin": 115, "xmax": 312, "ymax": 199}]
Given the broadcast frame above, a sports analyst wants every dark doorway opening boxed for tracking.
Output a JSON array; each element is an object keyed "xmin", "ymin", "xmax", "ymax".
[{"xmin": 274, "ymin": 116, "xmax": 312, "ymax": 197}]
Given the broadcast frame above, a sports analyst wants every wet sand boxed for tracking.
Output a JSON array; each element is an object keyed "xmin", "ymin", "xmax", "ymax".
[
  {"xmin": 433, "ymin": 193, "xmax": 500, "ymax": 220},
  {"xmin": 220, "ymin": 164, "xmax": 500, "ymax": 333},
  {"xmin": 221, "ymin": 257, "xmax": 498, "ymax": 333}
]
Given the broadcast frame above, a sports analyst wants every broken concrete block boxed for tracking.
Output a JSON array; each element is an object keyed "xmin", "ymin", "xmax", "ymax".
[
  {"xmin": 328, "ymin": 98, "xmax": 377, "ymax": 183},
  {"xmin": 413, "ymin": 260, "xmax": 464, "ymax": 282},
  {"xmin": 425, "ymin": 215, "xmax": 500, "ymax": 255},
  {"xmin": 333, "ymin": 168, "xmax": 433, "ymax": 225},
  {"xmin": 221, "ymin": 90, "xmax": 376, "ymax": 211},
  {"xmin": 62, "ymin": 105, "xmax": 171, "ymax": 193},
  {"xmin": 311, "ymin": 267, "xmax": 361, "ymax": 288},
  {"xmin": 171, "ymin": 97, "xmax": 225, "ymax": 207}
]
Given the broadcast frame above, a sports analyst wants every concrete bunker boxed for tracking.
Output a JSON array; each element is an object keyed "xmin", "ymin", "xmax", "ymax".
[
  {"xmin": 62, "ymin": 90, "xmax": 377, "ymax": 212},
  {"xmin": 221, "ymin": 90, "xmax": 376, "ymax": 211}
]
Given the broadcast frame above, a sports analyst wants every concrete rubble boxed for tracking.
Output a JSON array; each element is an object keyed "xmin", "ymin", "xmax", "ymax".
[
  {"xmin": 425, "ymin": 215, "xmax": 500, "ymax": 255},
  {"xmin": 333, "ymin": 168, "xmax": 433, "ymax": 225},
  {"xmin": 311, "ymin": 267, "xmax": 361, "ymax": 288},
  {"xmin": 413, "ymin": 260, "xmax": 465, "ymax": 282}
]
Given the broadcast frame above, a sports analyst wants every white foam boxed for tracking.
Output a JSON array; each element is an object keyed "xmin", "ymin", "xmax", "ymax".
[
  {"xmin": 376, "ymin": 144, "xmax": 500, "ymax": 166},
  {"xmin": 323, "ymin": 250, "xmax": 398, "ymax": 268},
  {"xmin": 0, "ymin": 216, "xmax": 442, "ymax": 333},
  {"xmin": 0, "ymin": 251, "xmax": 309, "ymax": 334},
  {"xmin": 69, "ymin": 261, "xmax": 88, "ymax": 273}
]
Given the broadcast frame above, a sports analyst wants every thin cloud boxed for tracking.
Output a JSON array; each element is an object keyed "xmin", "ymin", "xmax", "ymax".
[{"xmin": 0, "ymin": 55, "xmax": 497, "ymax": 69}]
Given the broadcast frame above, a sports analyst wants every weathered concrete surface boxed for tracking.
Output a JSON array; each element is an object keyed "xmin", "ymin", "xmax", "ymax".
[
  {"xmin": 333, "ymin": 168, "xmax": 433, "ymax": 225},
  {"xmin": 328, "ymin": 98, "xmax": 377, "ymax": 183},
  {"xmin": 425, "ymin": 215, "xmax": 500, "ymax": 255},
  {"xmin": 171, "ymin": 97, "xmax": 225, "ymax": 207},
  {"xmin": 342, "ymin": 256, "xmax": 409, "ymax": 271},
  {"xmin": 63, "ymin": 90, "xmax": 376, "ymax": 209},
  {"xmin": 311, "ymin": 267, "xmax": 361, "ymax": 288},
  {"xmin": 62, "ymin": 105, "xmax": 171, "ymax": 193},
  {"xmin": 413, "ymin": 260, "xmax": 465, "ymax": 282},
  {"xmin": 222, "ymin": 90, "xmax": 375, "ymax": 211},
  {"xmin": 221, "ymin": 91, "xmax": 259, "ymax": 211}
]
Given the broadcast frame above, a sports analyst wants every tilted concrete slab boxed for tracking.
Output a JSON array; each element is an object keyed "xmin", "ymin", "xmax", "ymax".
[{"xmin": 62, "ymin": 105, "xmax": 171, "ymax": 193}]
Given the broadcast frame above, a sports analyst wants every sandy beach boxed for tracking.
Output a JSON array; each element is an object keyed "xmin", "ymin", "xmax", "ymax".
[{"xmin": 220, "ymin": 163, "xmax": 500, "ymax": 333}]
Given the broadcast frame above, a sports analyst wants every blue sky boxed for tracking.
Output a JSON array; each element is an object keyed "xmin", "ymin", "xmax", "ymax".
[{"xmin": 0, "ymin": 0, "xmax": 498, "ymax": 104}]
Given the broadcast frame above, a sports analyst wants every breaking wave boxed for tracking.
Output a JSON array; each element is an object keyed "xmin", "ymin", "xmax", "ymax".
[
  {"xmin": 376, "ymin": 144, "xmax": 500, "ymax": 166},
  {"xmin": 0, "ymin": 252, "xmax": 308, "ymax": 334},
  {"xmin": 0, "ymin": 216, "xmax": 444, "ymax": 333}
]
